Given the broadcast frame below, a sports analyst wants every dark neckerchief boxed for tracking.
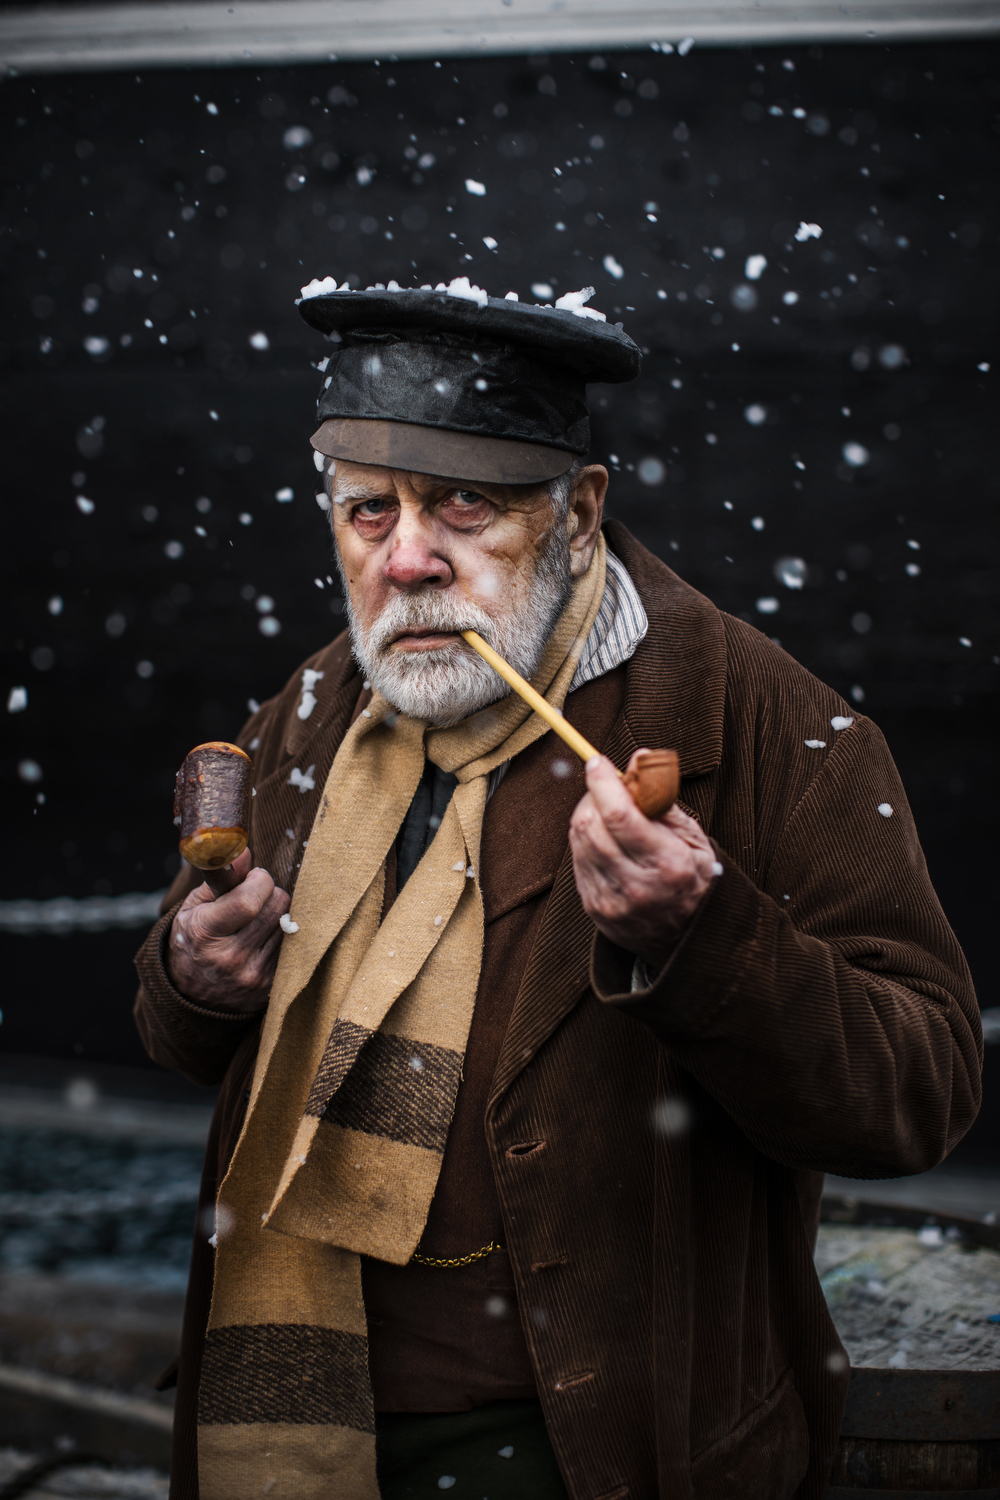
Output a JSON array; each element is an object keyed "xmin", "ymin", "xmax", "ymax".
[{"xmin": 395, "ymin": 758, "xmax": 460, "ymax": 890}]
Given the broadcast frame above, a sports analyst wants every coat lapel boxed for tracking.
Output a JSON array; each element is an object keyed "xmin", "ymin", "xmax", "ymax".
[
  {"xmin": 247, "ymin": 633, "xmax": 364, "ymax": 896},
  {"xmin": 491, "ymin": 522, "xmax": 729, "ymax": 1102},
  {"xmin": 605, "ymin": 518, "xmax": 727, "ymax": 781}
]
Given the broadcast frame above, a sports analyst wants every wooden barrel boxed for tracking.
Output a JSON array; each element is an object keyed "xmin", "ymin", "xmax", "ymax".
[{"xmin": 826, "ymin": 1368, "xmax": 1000, "ymax": 1497}]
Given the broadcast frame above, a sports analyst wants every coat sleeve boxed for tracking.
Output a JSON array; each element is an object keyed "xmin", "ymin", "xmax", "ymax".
[{"xmin": 591, "ymin": 715, "xmax": 983, "ymax": 1179}]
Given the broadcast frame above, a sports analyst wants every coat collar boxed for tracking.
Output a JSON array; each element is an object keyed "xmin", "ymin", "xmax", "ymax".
[{"xmin": 604, "ymin": 518, "xmax": 726, "ymax": 783}]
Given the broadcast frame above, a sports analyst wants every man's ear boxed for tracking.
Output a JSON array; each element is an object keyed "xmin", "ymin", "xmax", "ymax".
[{"xmin": 567, "ymin": 465, "xmax": 608, "ymax": 577}]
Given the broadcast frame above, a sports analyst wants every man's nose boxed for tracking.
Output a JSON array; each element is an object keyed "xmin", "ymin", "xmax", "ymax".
[{"xmin": 381, "ymin": 513, "xmax": 453, "ymax": 591}]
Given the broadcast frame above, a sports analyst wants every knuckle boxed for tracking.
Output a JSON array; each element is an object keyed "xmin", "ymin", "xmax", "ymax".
[
  {"xmin": 603, "ymin": 804, "xmax": 634, "ymax": 836},
  {"xmin": 569, "ymin": 805, "xmax": 590, "ymax": 835},
  {"xmin": 594, "ymin": 890, "xmax": 625, "ymax": 922}
]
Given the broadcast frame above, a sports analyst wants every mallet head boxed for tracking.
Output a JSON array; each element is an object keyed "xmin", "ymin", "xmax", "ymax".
[{"xmin": 174, "ymin": 741, "xmax": 253, "ymax": 874}]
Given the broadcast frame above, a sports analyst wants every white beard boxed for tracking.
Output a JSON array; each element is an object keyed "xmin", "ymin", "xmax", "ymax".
[{"xmin": 341, "ymin": 528, "xmax": 572, "ymax": 728}]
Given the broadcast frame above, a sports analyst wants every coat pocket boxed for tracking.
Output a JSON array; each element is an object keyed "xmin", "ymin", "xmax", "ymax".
[{"xmin": 691, "ymin": 1367, "xmax": 810, "ymax": 1500}]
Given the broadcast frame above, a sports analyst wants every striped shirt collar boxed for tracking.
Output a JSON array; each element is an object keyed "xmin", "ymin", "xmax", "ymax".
[{"xmin": 569, "ymin": 548, "xmax": 649, "ymax": 693}]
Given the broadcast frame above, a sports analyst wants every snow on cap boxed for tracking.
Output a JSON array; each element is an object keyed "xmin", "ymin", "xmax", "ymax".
[{"xmin": 554, "ymin": 286, "xmax": 607, "ymax": 322}]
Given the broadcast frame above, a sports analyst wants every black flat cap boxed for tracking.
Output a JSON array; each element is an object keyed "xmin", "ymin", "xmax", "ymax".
[{"xmin": 296, "ymin": 278, "xmax": 641, "ymax": 485}]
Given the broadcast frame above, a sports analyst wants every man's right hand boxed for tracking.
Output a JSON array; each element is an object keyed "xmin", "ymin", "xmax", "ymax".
[{"xmin": 166, "ymin": 848, "xmax": 291, "ymax": 1012}]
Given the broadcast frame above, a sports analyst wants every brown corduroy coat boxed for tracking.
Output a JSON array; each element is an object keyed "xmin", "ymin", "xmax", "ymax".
[{"xmin": 135, "ymin": 520, "xmax": 981, "ymax": 1500}]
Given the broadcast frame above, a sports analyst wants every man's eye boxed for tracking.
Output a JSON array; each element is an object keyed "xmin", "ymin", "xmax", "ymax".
[
  {"xmin": 357, "ymin": 498, "xmax": 387, "ymax": 516},
  {"xmin": 452, "ymin": 490, "xmax": 485, "ymax": 505}
]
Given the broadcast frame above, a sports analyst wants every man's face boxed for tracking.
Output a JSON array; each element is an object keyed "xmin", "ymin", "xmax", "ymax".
[{"xmin": 326, "ymin": 459, "xmax": 606, "ymax": 725}]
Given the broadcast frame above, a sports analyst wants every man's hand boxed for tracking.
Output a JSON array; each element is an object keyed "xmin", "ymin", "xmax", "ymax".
[
  {"xmin": 569, "ymin": 750, "xmax": 717, "ymax": 973},
  {"xmin": 166, "ymin": 848, "xmax": 292, "ymax": 1012}
]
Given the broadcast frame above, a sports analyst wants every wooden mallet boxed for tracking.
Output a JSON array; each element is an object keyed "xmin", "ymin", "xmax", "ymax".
[
  {"xmin": 460, "ymin": 630, "xmax": 680, "ymax": 819},
  {"xmin": 174, "ymin": 741, "xmax": 253, "ymax": 896}
]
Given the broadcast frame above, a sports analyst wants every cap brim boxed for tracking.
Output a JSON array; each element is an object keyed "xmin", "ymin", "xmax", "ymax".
[{"xmin": 310, "ymin": 417, "xmax": 575, "ymax": 485}]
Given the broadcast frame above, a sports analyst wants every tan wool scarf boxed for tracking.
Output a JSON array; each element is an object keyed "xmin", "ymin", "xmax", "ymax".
[{"xmin": 197, "ymin": 537, "xmax": 607, "ymax": 1499}]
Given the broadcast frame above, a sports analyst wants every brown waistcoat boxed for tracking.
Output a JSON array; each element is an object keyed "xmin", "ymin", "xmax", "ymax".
[{"xmin": 135, "ymin": 520, "xmax": 981, "ymax": 1500}]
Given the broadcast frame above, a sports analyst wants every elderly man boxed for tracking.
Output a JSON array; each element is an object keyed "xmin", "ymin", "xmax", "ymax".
[{"xmin": 135, "ymin": 280, "xmax": 980, "ymax": 1500}]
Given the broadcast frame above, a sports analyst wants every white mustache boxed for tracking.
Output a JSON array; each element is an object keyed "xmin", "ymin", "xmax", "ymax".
[
  {"xmin": 366, "ymin": 592, "xmax": 499, "ymax": 657},
  {"xmin": 341, "ymin": 527, "xmax": 572, "ymax": 726}
]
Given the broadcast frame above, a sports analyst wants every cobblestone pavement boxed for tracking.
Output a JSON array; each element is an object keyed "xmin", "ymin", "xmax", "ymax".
[
  {"xmin": 816, "ymin": 1222, "xmax": 1000, "ymax": 1369},
  {"xmin": 0, "ymin": 1450, "xmax": 167, "ymax": 1499}
]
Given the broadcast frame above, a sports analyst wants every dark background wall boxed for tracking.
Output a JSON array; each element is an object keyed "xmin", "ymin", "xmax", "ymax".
[{"xmin": 2, "ymin": 40, "xmax": 998, "ymax": 1156}]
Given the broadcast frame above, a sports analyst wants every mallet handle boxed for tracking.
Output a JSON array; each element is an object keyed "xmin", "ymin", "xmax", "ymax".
[{"xmin": 205, "ymin": 866, "xmax": 242, "ymax": 898}]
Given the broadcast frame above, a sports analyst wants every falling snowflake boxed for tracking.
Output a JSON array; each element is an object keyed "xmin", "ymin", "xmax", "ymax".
[{"xmin": 775, "ymin": 557, "xmax": 807, "ymax": 590}]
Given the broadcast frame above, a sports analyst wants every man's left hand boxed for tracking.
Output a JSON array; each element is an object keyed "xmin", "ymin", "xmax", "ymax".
[{"xmin": 569, "ymin": 750, "xmax": 717, "ymax": 973}]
